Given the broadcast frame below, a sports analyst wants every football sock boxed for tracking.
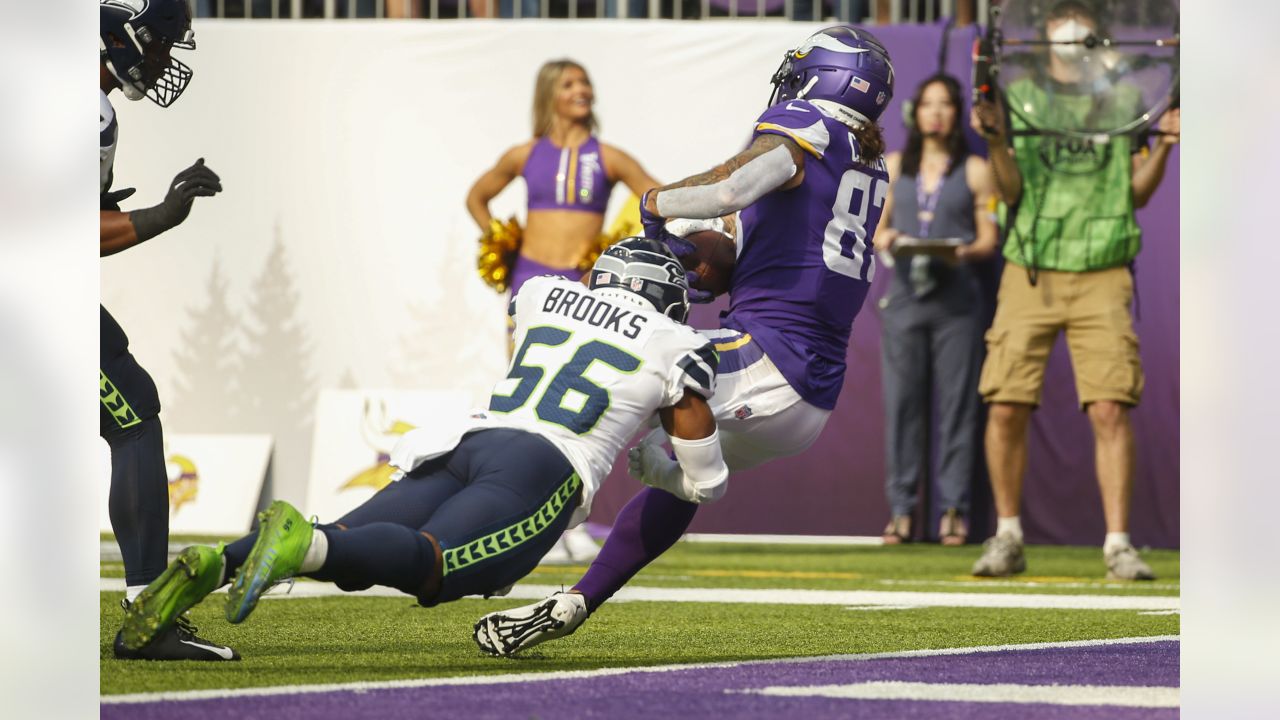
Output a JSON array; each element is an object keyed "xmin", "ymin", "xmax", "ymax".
[
  {"xmin": 1103, "ymin": 532, "xmax": 1131, "ymax": 553},
  {"xmin": 125, "ymin": 585, "xmax": 146, "ymax": 603},
  {"xmin": 310, "ymin": 523, "xmax": 437, "ymax": 597},
  {"xmin": 574, "ymin": 487, "xmax": 698, "ymax": 613},
  {"xmin": 221, "ymin": 531, "xmax": 259, "ymax": 584},
  {"xmin": 996, "ymin": 516, "xmax": 1023, "ymax": 543},
  {"xmin": 300, "ymin": 528, "xmax": 329, "ymax": 573},
  {"xmin": 105, "ymin": 415, "xmax": 171, "ymax": 588}
]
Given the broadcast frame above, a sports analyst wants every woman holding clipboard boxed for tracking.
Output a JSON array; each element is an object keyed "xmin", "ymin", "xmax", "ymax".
[{"xmin": 873, "ymin": 74, "xmax": 998, "ymax": 546}]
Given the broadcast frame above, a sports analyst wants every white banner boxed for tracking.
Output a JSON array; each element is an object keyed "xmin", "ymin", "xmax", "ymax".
[
  {"xmin": 99, "ymin": 434, "xmax": 272, "ymax": 536},
  {"xmin": 304, "ymin": 388, "xmax": 478, "ymax": 522}
]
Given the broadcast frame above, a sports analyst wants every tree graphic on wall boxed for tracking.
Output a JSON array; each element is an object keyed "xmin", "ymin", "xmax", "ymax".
[
  {"xmin": 168, "ymin": 256, "xmax": 242, "ymax": 433},
  {"xmin": 237, "ymin": 225, "xmax": 315, "ymax": 498},
  {"xmin": 390, "ymin": 231, "xmax": 504, "ymax": 393}
]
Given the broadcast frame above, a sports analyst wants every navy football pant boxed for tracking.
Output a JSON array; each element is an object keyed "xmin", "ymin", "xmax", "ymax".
[
  {"xmin": 224, "ymin": 428, "xmax": 581, "ymax": 605},
  {"xmin": 101, "ymin": 306, "xmax": 169, "ymax": 588}
]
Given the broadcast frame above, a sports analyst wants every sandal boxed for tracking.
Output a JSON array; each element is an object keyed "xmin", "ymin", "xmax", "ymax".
[
  {"xmin": 939, "ymin": 508, "xmax": 968, "ymax": 546},
  {"xmin": 882, "ymin": 515, "xmax": 911, "ymax": 545}
]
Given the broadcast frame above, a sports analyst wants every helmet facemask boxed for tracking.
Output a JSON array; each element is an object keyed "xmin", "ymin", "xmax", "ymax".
[{"xmin": 101, "ymin": 1, "xmax": 196, "ymax": 107}]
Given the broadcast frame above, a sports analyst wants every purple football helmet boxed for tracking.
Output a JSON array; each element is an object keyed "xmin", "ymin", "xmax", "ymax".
[{"xmin": 769, "ymin": 25, "xmax": 895, "ymax": 126}]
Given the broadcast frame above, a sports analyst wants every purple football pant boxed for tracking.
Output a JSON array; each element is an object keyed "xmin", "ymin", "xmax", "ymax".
[{"xmin": 573, "ymin": 487, "xmax": 698, "ymax": 612}]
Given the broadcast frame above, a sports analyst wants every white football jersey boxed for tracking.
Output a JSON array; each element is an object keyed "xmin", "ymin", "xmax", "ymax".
[
  {"xmin": 100, "ymin": 90, "xmax": 118, "ymax": 194},
  {"xmin": 473, "ymin": 275, "xmax": 717, "ymax": 520}
]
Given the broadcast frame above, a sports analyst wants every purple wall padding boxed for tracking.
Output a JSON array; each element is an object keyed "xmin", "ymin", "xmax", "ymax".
[{"xmin": 588, "ymin": 22, "xmax": 1179, "ymax": 549}]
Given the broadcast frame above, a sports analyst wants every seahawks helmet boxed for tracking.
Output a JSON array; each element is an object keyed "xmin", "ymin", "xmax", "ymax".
[
  {"xmin": 100, "ymin": 0, "xmax": 196, "ymax": 107},
  {"xmin": 769, "ymin": 25, "xmax": 895, "ymax": 127},
  {"xmin": 590, "ymin": 238, "xmax": 691, "ymax": 323}
]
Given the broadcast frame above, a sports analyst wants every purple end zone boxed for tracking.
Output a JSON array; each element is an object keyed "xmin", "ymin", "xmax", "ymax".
[{"xmin": 102, "ymin": 640, "xmax": 1179, "ymax": 720}]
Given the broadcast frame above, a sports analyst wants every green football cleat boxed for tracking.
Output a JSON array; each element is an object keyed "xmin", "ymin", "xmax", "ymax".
[
  {"xmin": 120, "ymin": 543, "xmax": 225, "ymax": 651},
  {"xmin": 225, "ymin": 500, "xmax": 313, "ymax": 624}
]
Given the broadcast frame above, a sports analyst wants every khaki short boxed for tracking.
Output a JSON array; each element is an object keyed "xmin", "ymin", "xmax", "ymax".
[{"xmin": 979, "ymin": 265, "xmax": 1144, "ymax": 408}]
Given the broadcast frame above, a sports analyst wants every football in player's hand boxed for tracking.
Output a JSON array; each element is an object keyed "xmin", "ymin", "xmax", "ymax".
[{"xmin": 679, "ymin": 230, "xmax": 736, "ymax": 298}]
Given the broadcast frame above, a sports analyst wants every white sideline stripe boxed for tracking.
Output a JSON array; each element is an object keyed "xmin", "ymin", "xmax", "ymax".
[
  {"xmin": 100, "ymin": 635, "xmax": 1179, "ymax": 705},
  {"xmin": 738, "ymin": 681, "xmax": 1180, "ymax": 708},
  {"xmin": 98, "ymin": 578, "xmax": 1179, "ymax": 611}
]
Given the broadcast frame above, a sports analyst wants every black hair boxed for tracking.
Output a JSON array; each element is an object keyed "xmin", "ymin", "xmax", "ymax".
[{"xmin": 900, "ymin": 74, "xmax": 970, "ymax": 178}]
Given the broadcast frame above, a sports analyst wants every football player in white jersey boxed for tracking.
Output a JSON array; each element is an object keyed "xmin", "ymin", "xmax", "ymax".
[
  {"xmin": 100, "ymin": 0, "xmax": 234, "ymax": 661},
  {"xmin": 119, "ymin": 239, "xmax": 728, "ymax": 653}
]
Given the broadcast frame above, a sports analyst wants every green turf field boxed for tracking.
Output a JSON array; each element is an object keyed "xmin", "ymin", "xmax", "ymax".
[{"xmin": 99, "ymin": 540, "xmax": 1179, "ymax": 697}]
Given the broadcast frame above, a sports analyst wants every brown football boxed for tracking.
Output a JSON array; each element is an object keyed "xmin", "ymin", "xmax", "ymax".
[{"xmin": 679, "ymin": 229, "xmax": 736, "ymax": 298}]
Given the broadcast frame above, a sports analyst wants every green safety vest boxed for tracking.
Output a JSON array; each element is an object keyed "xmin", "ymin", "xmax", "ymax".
[{"xmin": 1000, "ymin": 77, "xmax": 1144, "ymax": 272}]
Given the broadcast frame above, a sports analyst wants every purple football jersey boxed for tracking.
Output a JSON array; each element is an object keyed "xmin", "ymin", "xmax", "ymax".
[{"xmin": 724, "ymin": 99, "xmax": 889, "ymax": 410}]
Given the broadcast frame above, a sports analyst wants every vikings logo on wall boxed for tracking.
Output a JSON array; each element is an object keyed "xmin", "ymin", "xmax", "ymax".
[
  {"xmin": 341, "ymin": 399, "xmax": 416, "ymax": 493},
  {"xmin": 165, "ymin": 453, "xmax": 199, "ymax": 514}
]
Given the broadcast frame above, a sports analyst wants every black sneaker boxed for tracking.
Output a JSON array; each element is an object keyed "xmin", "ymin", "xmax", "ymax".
[{"xmin": 113, "ymin": 601, "xmax": 240, "ymax": 661}]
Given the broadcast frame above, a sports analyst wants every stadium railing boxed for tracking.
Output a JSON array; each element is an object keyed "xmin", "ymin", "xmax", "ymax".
[{"xmin": 189, "ymin": 0, "xmax": 988, "ymax": 24}]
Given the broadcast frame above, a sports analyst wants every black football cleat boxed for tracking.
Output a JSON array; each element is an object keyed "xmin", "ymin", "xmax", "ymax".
[{"xmin": 113, "ymin": 603, "xmax": 240, "ymax": 661}]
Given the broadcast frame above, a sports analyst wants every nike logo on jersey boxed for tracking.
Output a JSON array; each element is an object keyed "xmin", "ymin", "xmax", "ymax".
[{"xmin": 786, "ymin": 102, "xmax": 811, "ymax": 113}]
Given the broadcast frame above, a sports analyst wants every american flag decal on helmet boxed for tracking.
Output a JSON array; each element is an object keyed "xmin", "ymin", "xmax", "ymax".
[{"xmin": 849, "ymin": 76, "xmax": 871, "ymax": 93}]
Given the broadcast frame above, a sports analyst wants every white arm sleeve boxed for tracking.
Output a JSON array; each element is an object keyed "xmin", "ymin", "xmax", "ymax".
[
  {"xmin": 666, "ymin": 431, "xmax": 729, "ymax": 504},
  {"xmin": 655, "ymin": 144, "xmax": 796, "ymax": 219}
]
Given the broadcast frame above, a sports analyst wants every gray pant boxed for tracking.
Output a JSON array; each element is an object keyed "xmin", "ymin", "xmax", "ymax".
[{"xmin": 879, "ymin": 274, "xmax": 982, "ymax": 518}]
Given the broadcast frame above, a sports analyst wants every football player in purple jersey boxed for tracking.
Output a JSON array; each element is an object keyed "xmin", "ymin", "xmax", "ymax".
[{"xmin": 474, "ymin": 25, "xmax": 895, "ymax": 657}]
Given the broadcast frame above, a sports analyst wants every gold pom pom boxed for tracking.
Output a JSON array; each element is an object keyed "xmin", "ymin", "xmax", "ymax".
[{"xmin": 477, "ymin": 217, "xmax": 523, "ymax": 293}]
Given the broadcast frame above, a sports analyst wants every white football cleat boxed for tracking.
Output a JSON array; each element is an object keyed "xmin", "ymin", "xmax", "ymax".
[{"xmin": 473, "ymin": 591, "xmax": 589, "ymax": 657}]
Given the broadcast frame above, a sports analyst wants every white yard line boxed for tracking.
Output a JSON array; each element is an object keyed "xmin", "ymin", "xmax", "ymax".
[
  {"xmin": 99, "ymin": 577, "xmax": 1178, "ymax": 611},
  {"xmin": 100, "ymin": 635, "xmax": 1178, "ymax": 705},
  {"xmin": 736, "ymin": 681, "xmax": 1180, "ymax": 708}
]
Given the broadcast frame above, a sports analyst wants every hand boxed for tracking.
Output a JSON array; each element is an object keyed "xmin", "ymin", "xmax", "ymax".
[
  {"xmin": 100, "ymin": 186, "xmax": 136, "ymax": 211},
  {"xmin": 682, "ymin": 271, "xmax": 716, "ymax": 304},
  {"xmin": 640, "ymin": 189, "xmax": 696, "ymax": 258},
  {"xmin": 129, "ymin": 158, "xmax": 223, "ymax": 242},
  {"xmin": 970, "ymin": 99, "xmax": 1007, "ymax": 143},
  {"xmin": 627, "ymin": 441, "xmax": 675, "ymax": 486},
  {"xmin": 873, "ymin": 227, "xmax": 900, "ymax": 254},
  {"xmin": 1156, "ymin": 108, "xmax": 1180, "ymax": 146},
  {"xmin": 640, "ymin": 189, "xmax": 665, "ymax": 239},
  {"xmin": 161, "ymin": 158, "xmax": 222, "ymax": 227}
]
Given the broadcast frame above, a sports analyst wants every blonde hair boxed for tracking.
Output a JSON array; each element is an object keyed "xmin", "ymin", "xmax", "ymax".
[{"xmin": 532, "ymin": 59, "xmax": 598, "ymax": 138}]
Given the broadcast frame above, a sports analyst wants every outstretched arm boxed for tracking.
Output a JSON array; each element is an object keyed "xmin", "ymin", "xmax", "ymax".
[
  {"xmin": 100, "ymin": 159, "xmax": 222, "ymax": 257},
  {"xmin": 642, "ymin": 134, "xmax": 806, "ymax": 221}
]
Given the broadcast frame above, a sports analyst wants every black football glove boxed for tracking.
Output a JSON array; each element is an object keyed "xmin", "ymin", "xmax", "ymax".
[
  {"xmin": 100, "ymin": 187, "xmax": 136, "ymax": 211},
  {"xmin": 130, "ymin": 158, "xmax": 223, "ymax": 242}
]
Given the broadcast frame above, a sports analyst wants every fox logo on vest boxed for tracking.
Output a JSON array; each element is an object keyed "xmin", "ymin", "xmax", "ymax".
[{"xmin": 1038, "ymin": 135, "xmax": 1112, "ymax": 175}]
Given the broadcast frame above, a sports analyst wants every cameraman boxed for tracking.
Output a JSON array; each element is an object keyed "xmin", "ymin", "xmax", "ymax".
[{"xmin": 969, "ymin": 0, "xmax": 1178, "ymax": 580}]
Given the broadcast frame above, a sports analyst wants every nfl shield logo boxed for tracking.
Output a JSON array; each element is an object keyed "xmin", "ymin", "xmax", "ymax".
[
  {"xmin": 876, "ymin": 91, "xmax": 887, "ymax": 105},
  {"xmin": 734, "ymin": 406, "xmax": 754, "ymax": 420},
  {"xmin": 629, "ymin": 277, "xmax": 645, "ymax": 291}
]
